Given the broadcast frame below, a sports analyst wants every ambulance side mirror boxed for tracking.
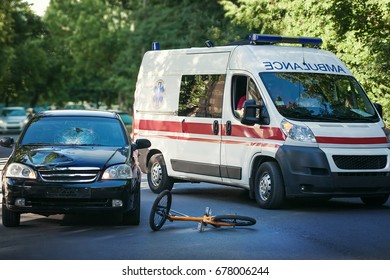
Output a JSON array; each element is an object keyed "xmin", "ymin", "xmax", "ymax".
[{"xmin": 241, "ymin": 100, "xmax": 269, "ymax": 126}]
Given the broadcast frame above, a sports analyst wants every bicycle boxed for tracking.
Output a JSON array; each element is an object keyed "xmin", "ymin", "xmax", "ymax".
[{"xmin": 149, "ymin": 190, "xmax": 256, "ymax": 232}]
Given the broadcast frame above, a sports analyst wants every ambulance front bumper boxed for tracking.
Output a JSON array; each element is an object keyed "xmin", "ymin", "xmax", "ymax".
[{"xmin": 276, "ymin": 145, "xmax": 390, "ymax": 197}]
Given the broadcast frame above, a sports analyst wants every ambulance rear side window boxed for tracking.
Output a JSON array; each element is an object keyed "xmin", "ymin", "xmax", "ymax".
[{"xmin": 178, "ymin": 74, "xmax": 225, "ymax": 118}]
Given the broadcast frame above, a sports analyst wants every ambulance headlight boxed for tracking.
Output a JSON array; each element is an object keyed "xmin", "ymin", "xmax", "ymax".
[
  {"xmin": 102, "ymin": 164, "xmax": 133, "ymax": 180},
  {"xmin": 281, "ymin": 119, "xmax": 316, "ymax": 143}
]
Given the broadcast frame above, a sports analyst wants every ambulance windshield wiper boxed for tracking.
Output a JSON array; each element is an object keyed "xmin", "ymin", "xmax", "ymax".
[
  {"xmin": 285, "ymin": 110, "xmax": 341, "ymax": 122},
  {"xmin": 307, "ymin": 115, "xmax": 342, "ymax": 122},
  {"xmin": 334, "ymin": 116, "xmax": 376, "ymax": 123}
]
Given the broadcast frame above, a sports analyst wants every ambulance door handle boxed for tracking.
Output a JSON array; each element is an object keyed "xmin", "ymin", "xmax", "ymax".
[
  {"xmin": 213, "ymin": 120, "xmax": 219, "ymax": 135},
  {"xmin": 226, "ymin": 121, "xmax": 232, "ymax": 135}
]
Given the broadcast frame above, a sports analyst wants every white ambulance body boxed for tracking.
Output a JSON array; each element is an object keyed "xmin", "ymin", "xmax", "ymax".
[{"xmin": 133, "ymin": 34, "xmax": 390, "ymax": 208}]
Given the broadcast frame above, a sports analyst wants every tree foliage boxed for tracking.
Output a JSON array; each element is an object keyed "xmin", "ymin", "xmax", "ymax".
[
  {"xmin": 0, "ymin": 0, "xmax": 48, "ymax": 107},
  {"xmin": 1, "ymin": 0, "xmax": 389, "ymax": 125},
  {"xmin": 219, "ymin": 0, "xmax": 390, "ymax": 124}
]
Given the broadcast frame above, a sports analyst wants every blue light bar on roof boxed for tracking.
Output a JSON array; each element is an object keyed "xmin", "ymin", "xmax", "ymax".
[
  {"xmin": 249, "ymin": 34, "xmax": 322, "ymax": 46},
  {"xmin": 152, "ymin": 41, "xmax": 160, "ymax": 50}
]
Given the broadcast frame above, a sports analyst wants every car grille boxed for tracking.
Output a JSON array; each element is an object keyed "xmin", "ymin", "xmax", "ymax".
[
  {"xmin": 39, "ymin": 167, "xmax": 100, "ymax": 183},
  {"xmin": 333, "ymin": 155, "xmax": 387, "ymax": 170}
]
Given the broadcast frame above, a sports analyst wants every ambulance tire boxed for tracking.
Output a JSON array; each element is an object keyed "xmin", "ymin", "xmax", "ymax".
[
  {"xmin": 254, "ymin": 161, "xmax": 285, "ymax": 209},
  {"xmin": 147, "ymin": 153, "xmax": 174, "ymax": 194}
]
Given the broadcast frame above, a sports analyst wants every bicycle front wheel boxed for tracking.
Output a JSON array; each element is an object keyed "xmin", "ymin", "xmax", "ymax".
[
  {"xmin": 213, "ymin": 215, "xmax": 256, "ymax": 227},
  {"xmin": 149, "ymin": 190, "xmax": 172, "ymax": 231}
]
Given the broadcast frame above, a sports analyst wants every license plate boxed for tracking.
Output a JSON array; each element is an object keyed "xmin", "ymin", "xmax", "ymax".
[{"xmin": 45, "ymin": 187, "xmax": 91, "ymax": 198}]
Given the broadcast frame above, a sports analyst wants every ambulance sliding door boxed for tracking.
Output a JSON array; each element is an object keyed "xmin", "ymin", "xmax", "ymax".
[{"xmin": 170, "ymin": 74, "xmax": 224, "ymax": 183}]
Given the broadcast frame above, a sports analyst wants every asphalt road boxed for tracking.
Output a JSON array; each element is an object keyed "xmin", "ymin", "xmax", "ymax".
[
  {"xmin": 1, "ymin": 133, "xmax": 390, "ymax": 260},
  {"xmin": 1, "ymin": 176, "xmax": 390, "ymax": 260}
]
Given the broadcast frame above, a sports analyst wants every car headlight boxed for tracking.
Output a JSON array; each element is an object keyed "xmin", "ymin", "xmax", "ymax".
[
  {"xmin": 102, "ymin": 164, "xmax": 133, "ymax": 180},
  {"xmin": 281, "ymin": 119, "xmax": 316, "ymax": 143},
  {"xmin": 6, "ymin": 163, "xmax": 37, "ymax": 179}
]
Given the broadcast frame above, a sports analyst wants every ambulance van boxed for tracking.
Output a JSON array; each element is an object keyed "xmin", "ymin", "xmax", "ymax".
[{"xmin": 133, "ymin": 34, "xmax": 390, "ymax": 209}]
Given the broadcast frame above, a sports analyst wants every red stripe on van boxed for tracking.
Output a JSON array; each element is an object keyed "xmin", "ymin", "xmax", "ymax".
[
  {"xmin": 227, "ymin": 125, "xmax": 285, "ymax": 140},
  {"xmin": 138, "ymin": 119, "xmax": 216, "ymax": 135},
  {"xmin": 138, "ymin": 120, "xmax": 182, "ymax": 133},
  {"xmin": 316, "ymin": 136, "xmax": 388, "ymax": 144},
  {"xmin": 138, "ymin": 119, "xmax": 285, "ymax": 140}
]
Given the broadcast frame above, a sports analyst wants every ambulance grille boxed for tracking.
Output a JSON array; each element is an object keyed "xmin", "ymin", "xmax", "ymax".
[{"xmin": 333, "ymin": 155, "xmax": 387, "ymax": 170}]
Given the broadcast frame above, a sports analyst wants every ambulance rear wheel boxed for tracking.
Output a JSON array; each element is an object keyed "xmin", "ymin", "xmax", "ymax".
[
  {"xmin": 254, "ymin": 161, "xmax": 285, "ymax": 209},
  {"xmin": 147, "ymin": 153, "xmax": 174, "ymax": 194}
]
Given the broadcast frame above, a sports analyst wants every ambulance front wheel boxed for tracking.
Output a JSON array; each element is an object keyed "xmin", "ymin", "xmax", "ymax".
[
  {"xmin": 254, "ymin": 161, "xmax": 285, "ymax": 209},
  {"xmin": 147, "ymin": 153, "xmax": 174, "ymax": 194}
]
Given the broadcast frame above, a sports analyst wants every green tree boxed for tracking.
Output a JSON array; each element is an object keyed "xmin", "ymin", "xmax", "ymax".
[
  {"xmin": 44, "ymin": 0, "xmax": 243, "ymax": 110},
  {"xmin": 120, "ymin": 0, "xmax": 245, "ymax": 109},
  {"xmin": 219, "ymin": 0, "xmax": 390, "ymax": 125},
  {"xmin": 45, "ymin": 0, "xmax": 140, "ymax": 109},
  {"xmin": 0, "ymin": 0, "xmax": 48, "ymax": 107}
]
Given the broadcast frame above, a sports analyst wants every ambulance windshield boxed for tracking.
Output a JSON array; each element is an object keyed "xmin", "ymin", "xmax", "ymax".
[{"xmin": 260, "ymin": 72, "xmax": 379, "ymax": 122}]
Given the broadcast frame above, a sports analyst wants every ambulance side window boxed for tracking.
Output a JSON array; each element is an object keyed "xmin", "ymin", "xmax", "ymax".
[{"xmin": 178, "ymin": 74, "xmax": 224, "ymax": 118}]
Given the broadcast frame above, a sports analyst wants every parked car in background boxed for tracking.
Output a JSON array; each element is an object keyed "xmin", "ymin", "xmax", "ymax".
[
  {"xmin": 0, "ymin": 110, "xmax": 151, "ymax": 227},
  {"xmin": 0, "ymin": 107, "xmax": 28, "ymax": 134}
]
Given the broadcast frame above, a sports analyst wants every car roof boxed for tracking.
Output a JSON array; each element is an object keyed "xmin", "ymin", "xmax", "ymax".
[{"xmin": 34, "ymin": 109, "xmax": 120, "ymax": 119}]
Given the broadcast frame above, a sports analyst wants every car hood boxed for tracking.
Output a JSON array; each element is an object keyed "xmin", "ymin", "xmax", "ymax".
[{"xmin": 13, "ymin": 145, "xmax": 130, "ymax": 169}]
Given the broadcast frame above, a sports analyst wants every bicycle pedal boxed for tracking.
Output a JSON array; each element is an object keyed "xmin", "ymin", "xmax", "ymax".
[{"xmin": 197, "ymin": 222, "xmax": 205, "ymax": 232}]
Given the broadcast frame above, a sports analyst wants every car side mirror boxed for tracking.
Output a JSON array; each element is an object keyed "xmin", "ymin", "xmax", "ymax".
[
  {"xmin": 0, "ymin": 137, "xmax": 14, "ymax": 148},
  {"xmin": 134, "ymin": 138, "xmax": 151, "ymax": 150}
]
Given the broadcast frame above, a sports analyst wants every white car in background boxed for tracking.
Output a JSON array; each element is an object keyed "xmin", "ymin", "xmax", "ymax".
[{"xmin": 0, "ymin": 107, "xmax": 28, "ymax": 134}]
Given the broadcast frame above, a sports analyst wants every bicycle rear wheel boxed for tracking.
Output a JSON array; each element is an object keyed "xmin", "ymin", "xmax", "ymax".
[
  {"xmin": 213, "ymin": 215, "xmax": 256, "ymax": 227},
  {"xmin": 149, "ymin": 190, "xmax": 172, "ymax": 231}
]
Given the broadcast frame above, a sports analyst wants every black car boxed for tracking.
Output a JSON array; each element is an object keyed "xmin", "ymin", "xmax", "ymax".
[{"xmin": 0, "ymin": 110, "xmax": 150, "ymax": 227}]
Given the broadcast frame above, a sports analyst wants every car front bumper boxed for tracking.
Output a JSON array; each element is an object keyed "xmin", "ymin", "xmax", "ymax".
[
  {"xmin": 2, "ymin": 178, "xmax": 138, "ymax": 215},
  {"xmin": 0, "ymin": 124, "xmax": 24, "ymax": 134}
]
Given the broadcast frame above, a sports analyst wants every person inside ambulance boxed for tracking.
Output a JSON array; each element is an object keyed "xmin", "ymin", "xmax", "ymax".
[
  {"xmin": 234, "ymin": 95, "xmax": 247, "ymax": 118},
  {"xmin": 234, "ymin": 78, "xmax": 262, "ymax": 117}
]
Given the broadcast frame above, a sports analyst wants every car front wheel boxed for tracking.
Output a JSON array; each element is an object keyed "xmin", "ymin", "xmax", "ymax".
[
  {"xmin": 122, "ymin": 182, "xmax": 141, "ymax": 225},
  {"xmin": 361, "ymin": 194, "xmax": 389, "ymax": 207},
  {"xmin": 2, "ymin": 198, "xmax": 21, "ymax": 227}
]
